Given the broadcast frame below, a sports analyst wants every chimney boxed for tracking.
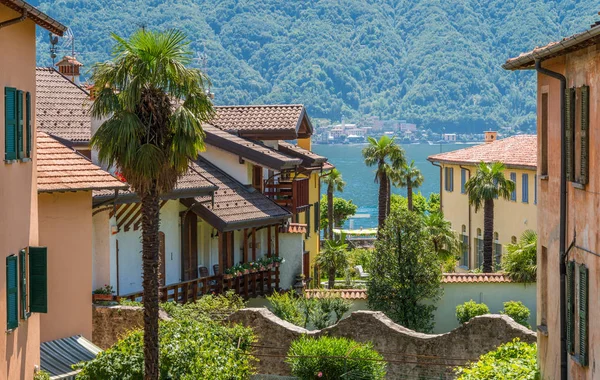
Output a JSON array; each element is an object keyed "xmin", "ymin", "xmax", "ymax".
[
  {"xmin": 56, "ymin": 55, "xmax": 83, "ymax": 85},
  {"xmin": 484, "ymin": 131, "xmax": 498, "ymax": 144}
]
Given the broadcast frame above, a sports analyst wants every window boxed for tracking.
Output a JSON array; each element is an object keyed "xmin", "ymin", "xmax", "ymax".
[
  {"xmin": 540, "ymin": 247, "xmax": 547, "ymax": 327},
  {"xmin": 475, "ymin": 229, "xmax": 483, "ymax": 269},
  {"xmin": 6, "ymin": 255, "xmax": 18, "ymax": 330},
  {"xmin": 4, "ymin": 88, "xmax": 31, "ymax": 162},
  {"xmin": 461, "ymin": 168, "xmax": 467, "ymax": 194},
  {"xmin": 510, "ymin": 173, "xmax": 517, "ymax": 201},
  {"xmin": 305, "ymin": 207, "xmax": 311, "ymax": 238},
  {"xmin": 567, "ymin": 261, "xmax": 589, "ymax": 366},
  {"xmin": 494, "ymin": 232, "xmax": 502, "ymax": 270},
  {"xmin": 252, "ymin": 165, "xmax": 263, "ymax": 192},
  {"xmin": 511, "ymin": 236, "xmax": 517, "ymax": 244},
  {"xmin": 19, "ymin": 250, "xmax": 28, "ymax": 320},
  {"xmin": 444, "ymin": 167, "xmax": 454, "ymax": 192},
  {"xmin": 534, "ymin": 174, "xmax": 538, "ymax": 205},
  {"xmin": 522, "ymin": 174, "xmax": 529, "ymax": 203},
  {"xmin": 460, "ymin": 225, "xmax": 468, "ymax": 267},
  {"xmin": 541, "ymin": 93, "xmax": 548, "ymax": 176},
  {"xmin": 29, "ymin": 247, "xmax": 48, "ymax": 314},
  {"xmin": 314, "ymin": 201, "xmax": 320, "ymax": 233},
  {"xmin": 566, "ymin": 86, "xmax": 590, "ymax": 185}
]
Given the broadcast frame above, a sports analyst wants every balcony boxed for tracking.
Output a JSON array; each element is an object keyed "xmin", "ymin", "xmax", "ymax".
[
  {"xmin": 117, "ymin": 267, "xmax": 280, "ymax": 304},
  {"xmin": 263, "ymin": 177, "xmax": 310, "ymax": 214}
]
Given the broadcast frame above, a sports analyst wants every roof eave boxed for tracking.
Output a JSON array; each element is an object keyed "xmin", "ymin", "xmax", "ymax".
[
  {"xmin": 38, "ymin": 184, "xmax": 128, "ymax": 194},
  {"xmin": 427, "ymin": 158, "xmax": 536, "ymax": 171},
  {"xmin": 0, "ymin": 0, "xmax": 67, "ymax": 36},
  {"xmin": 92, "ymin": 186, "xmax": 217, "ymax": 206}
]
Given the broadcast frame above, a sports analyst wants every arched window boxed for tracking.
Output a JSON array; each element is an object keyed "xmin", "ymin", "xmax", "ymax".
[
  {"xmin": 462, "ymin": 225, "xmax": 467, "ymax": 234},
  {"xmin": 476, "ymin": 229, "xmax": 483, "ymax": 268},
  {"xmin": 511, "ymin": 236, "xmax": 517, "ymax": 244},
  {"xmin": 494, "ymin": 232, "xmax": 502, "ymax": 269},
  {"xmin": 460, "ymin": 225, "xmax": 468, "ymax": 267},
  {"xmin": 494, "ymin": 232, "xmax": 499, "ymax": 242}
]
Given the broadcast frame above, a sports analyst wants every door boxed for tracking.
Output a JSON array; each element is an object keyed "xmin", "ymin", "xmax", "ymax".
[
  {"xmin": 303, "ymin": 251, "xmax": 310, "ymax": 280},
  {"xmin": 181, "ymin": 212, "xmax": 198, "ymax": 281},
  {"xmin": 159, "ymin": 232, "xmax": 166, "ymax": 286}
]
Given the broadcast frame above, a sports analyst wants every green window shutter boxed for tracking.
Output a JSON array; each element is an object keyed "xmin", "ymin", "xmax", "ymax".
[
  {"xmin": 6, "ymin": 255, "xmax": 18, "ymax": 330},
  {"xmin": 314, "ymin": 201, "xmax": 320, "ymax": 233},
  {"xmin": 567, "ymin": 261, "xmax": 575, "ymax": 354},
  {"xmin": 4, "ymin": 87, "xmax": 17, "ymax": 160},
  {"xmin": 16, "ymin": 90, "xmax": 23, "ymax": 159},
  {"xmin": 25, "ymin": 92, "xmax": 31, "ymax": 158},
  {"xmin": 580, "ymin": 85, "xmax": 589, "ymax": 185},
  {"xmin": 29, "ymin": 247, "xmax": 48, "ymax": 314},
  {"xmin": 579, "ymin": 264, "xmax": 589, "ymax": 366},
  {"xmin": 565, "ymin": 88, "xmax": 575, "ymax": 182},
  {"xmin": 306, "ymin": 207, "xmax": 311, "ymax": 238},
  {"xmin": 19, "ymin": 250, "xmax": 27, "ymax": 320}
]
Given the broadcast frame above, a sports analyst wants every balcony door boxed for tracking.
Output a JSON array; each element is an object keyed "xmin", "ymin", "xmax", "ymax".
[
  {"xmin": 181, "ymin": 212, "xmax": 198, "ymax": 281},
  {"xmin": 159, "ymin": 232, "xmax": 166, "ymax": 286}
]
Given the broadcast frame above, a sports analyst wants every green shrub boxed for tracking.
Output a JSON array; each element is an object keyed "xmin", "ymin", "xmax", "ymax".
[
  {"xmin": 33, "ymin": 370, "xmax": 51, "ymax": 380},
  {"xmin": 286, "ymin": 336, "xmax": 386, "ymax": 380},
  {"xmin": 455, "ymin": 338, "xmax": 539, "ymax": 380},
  {"xmin": 502, "ymin": 230, "xmax": 537, "ymax": 283},
  {"xmin": 267, "ymin": 291, "xmax": 305, "ymax": 327},
  {"xmin": 501, "ymin": 301, "xmax": 531, "ymax": 328},
  {"xmin": 161, "ymin": 290, "xmax": 245, "ymax": 322},
  {"xmin": 347, "ymin": 248, "xmax": 375, "ymax": 273},
  {"xmin": 119, "ymin": 298, "xmax": 142, "ymax": 307},
  {"xmin": 456, "ymin": 300, "xmax": 490, "ymax": 324},
  {"xmin": 267, "ymin": 291, "xmax": 352, "ymax": 329},
  {"xmin": 74, "ymin": 318, "xmax": 254, "ymax": 379}
]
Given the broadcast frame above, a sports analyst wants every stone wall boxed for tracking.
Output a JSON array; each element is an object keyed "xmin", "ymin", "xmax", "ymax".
[
  {"xmin": 229, "ymin": 308, "xmax": 536, "ymax": 379},
  {"xmin": 92, "ymin": 305, "xmax": 170, "ymax": 349}
]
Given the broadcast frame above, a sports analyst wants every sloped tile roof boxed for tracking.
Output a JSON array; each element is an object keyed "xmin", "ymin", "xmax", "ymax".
[
  {"xmin": 442, "ymin": 273, "xmax": 513, "ymax": 283},
  {"xmin": 36, "ymin": 68, "xmax": 92, "ymax": 143},
  {"xmin": 203, "ymin": 124, "xmax": 301, "ymax": 170},
  {"xmin": 305, "ymin": 289, "xmax": 368, "ymax": 300},
  {"xmin": 211, "ymin": 105, "xmax": 306, "ymax": 137},
  {"xmin": 37, "ymin": 132, "xmax": 127, "ymax": 193},
  {"xmin": 428, "ymin": 135, "xmax": 537, "ymax": 169},
  {"xmin": 191, "ymin": 157, "xmax": 291, "ymax": 231},
  {"xmin": 278, "ymin": 141, "xmax": 327, "ymax": 167}
]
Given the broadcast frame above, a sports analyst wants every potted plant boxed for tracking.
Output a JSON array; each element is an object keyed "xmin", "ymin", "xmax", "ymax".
[
  {"xmin": 92, "ymin": 284, "xmax": 114, "ymax": 302},
  {"xmin": 272, "ymin": 256, "xmax": 284, "ymax": 268}
]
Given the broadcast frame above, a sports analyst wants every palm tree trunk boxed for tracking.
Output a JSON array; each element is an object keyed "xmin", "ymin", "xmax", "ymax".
[
  {"xmin": 483, "ymin": 198, "xmax": 494, "ymax": 273},
  {"xmin": 407, "ymin": 179, "xmax": 413, "ymax": 211},
  {"xmin": 327, "ymin": 185, "xmax": 334, "ymax": 241},
  {"xmin": 378, "ymin": 172, "xmax": 388, "ymax": 232},
  {"xmin": 141, "ymin": 180, "xmax": 161, "ymax": 380},
  {"xmin": 328, "ymin": 266, "xmax": 336, "ymax": 290}
]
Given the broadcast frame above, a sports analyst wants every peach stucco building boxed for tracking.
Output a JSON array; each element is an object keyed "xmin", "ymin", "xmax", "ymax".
[
  {"xmin": 0, "ymin": 2, "xmax": 66, "ymax": 379},
  {"xmin": 505, "ymin": 18, "xmax": 600, "ymax": 380},
  {"xmin": 428, "ymin": 133, "xmax": 537, "ymax": 270}
]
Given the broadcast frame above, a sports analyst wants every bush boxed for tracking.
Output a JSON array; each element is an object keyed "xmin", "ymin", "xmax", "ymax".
[
  {"xmin": 267, "ymin": 291, "xmax": 353, "ymax": 329},
  {"xmin": 501, "ymin": 301, "xmax": 531, "ymax": 328},
  {"xmin": 33, "ymin": 371, "xmax": 51, "ymax": 380},
  {"xmin": 74, "ymin": 318, "xmax": 254, "ymax": 379},
  {"xmin": 455, "ymin": 338, "xmax": 539, "ymax": 380},
  {"xmin": 502, "ymin": 230, "xmax": 537, "ymax": 283},
  {"xmin": 347, "ymin": 248, "xmax": 374, "ymax": 274},
  {"xmin": 161, "ymin": 290, "xmax": 245, "ymax": 322},
  {"xmin": 286, "ymin": 336, "xmax": 386, "ymax": 380},
  {"xmin": 456, "ymin": 300, "xmax": 490, "ymax": 324},
  {"xmin": 266, "ymin": 291, "xmax": 305, "ymax": 327}
]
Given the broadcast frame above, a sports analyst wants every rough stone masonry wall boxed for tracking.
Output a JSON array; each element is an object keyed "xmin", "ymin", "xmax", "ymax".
[
  {"xmin": 92, "ymin": 305, "xmax": 171, "ymax": 349},
  {"xmin": 229, "ymin": 308, "xmax": 536, "ymax": 379}
]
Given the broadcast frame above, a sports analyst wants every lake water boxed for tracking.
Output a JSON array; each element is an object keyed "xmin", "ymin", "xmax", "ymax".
[{"xmin": 312, "ymin": 143, "xmax": 470, "ymax": 229}]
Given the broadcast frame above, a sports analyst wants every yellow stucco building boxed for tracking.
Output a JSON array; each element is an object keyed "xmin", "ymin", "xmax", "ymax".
[{"xmin": 428, "ymin": 133, "xmax": 537, "ymax": 270}]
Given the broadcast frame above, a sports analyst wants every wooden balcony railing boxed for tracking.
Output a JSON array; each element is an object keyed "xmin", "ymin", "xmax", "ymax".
[
  {"xmin": 264, "ymin": 178, "xmax": 310, "ymax": 213},
  {"xmin": 117, "ymin": 267, "xmax": 280, "ymax": 304}
]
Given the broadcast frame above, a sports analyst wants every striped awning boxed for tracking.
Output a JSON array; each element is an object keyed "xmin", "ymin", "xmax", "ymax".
[{"xmin": 40, "ymin": 335, "xmax": 102, "ymax": 380}]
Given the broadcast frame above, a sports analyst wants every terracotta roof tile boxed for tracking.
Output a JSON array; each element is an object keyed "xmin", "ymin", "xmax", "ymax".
[
  {"xmin": 37, "ymin": 132, "xmax": 127, "ymax": 193},
  {"xmin": 211, "ymin": 105, "xmax": 305, "ymax": 137},
  {"xmin": 36, "ymin": 68, "xmax": 91, "ymax": 143},
  {"xmin": 280, "ymin": 223, "xmax": 307, "ymax": 234},
  {"xmin": 428, "ymin": 135, "xmax": 536, "ymax": 169},
  {"xmin": 305, "ymin": 289, "xmax": 368, "ymax": 300},
  {"xmin": 192, "ymin": 158, "xmax": 291, "ymax": 231},
  {"xmin": 442, "ymin": 273, "xmax": 512, "ymax": 283}
]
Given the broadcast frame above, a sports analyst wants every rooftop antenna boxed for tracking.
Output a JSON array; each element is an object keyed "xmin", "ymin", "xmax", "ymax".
[
  {"xmin": 136, "ymin": 22, "xmax": 147, "ymax": 32},
  {"xmin": 195, "ymin": 43, "xmax": 214, "ymax": 99},
  {"xmin": 48, "ymin": 32, "xmax": 59, "ymax": 65}
]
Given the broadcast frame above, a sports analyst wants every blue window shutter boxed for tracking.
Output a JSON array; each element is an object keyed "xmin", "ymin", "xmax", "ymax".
[
  {"xmin": 314, "ymin": 201, "xmax": 320, "ymax": 233},
  {"xmin": 522, "ymin": 174, "xmax": 529, "ymax": 203},
  {"xmin": 25, "ymin": 92, "xmax": 31, "ymax": 158},
  {"xmin": 16, "ymin": 90, "xmax": 23, "ymax": 159},
  {"xmin": 510, "ymin": 173, "xmax": 517, "ymax": 201},
  {"xmin": 461, "ymin": 169, "xmax": 466, "ymax": 194},
  {"xmin": 5, "ymin": 87, "xmax": 17, "ymax": 160},
  {"xmin": 29, "ymin": 247, "xmax": 48, "ymax": 314},
  {"xmin": 449, "ymin": 168, "xmax": 454, "ymax": 192},
  {"xmin": 19, "ymin": 250, "xmax": 27, "ymax": 320},
  {"xmin": 6, "ymin": 255, "xmax": 18, "ymax": 330}
]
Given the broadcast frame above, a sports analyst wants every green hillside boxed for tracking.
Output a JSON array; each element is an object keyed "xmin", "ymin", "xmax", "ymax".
[{"xmin": 32, "ymin": 0, "xmax": 599, "ymax": 132}]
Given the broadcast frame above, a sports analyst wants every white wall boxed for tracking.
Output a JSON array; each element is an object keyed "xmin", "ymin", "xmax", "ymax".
[
  {"xmin": 278, "ymin": 233, "xmax": 304, "ymax": 289},
  {"xmin": 200, "ymin": 144, "xmax": 251, "ymax": 185}
]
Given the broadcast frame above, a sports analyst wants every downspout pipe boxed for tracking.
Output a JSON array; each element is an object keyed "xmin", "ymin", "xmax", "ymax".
[
  {"xmin": 429, "ymin": 161, "xmax": 443, "ymax": 213},
  {"xmin": 459, "ymin": 165, "xmax": 472, "ymax": 267},
  {"xmin": 535, "ymin": 58, "xmax": 567, "ymax": 380},
  {"xmin": 0, "ymin": 10, "xmax": 27, "ymax": 30}
]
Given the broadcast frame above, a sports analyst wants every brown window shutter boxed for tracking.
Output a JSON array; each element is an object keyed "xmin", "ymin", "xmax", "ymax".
[
  {"xmin": 565, "ymin": 88, "xmax": 575, "ymax": 182},
  {"xmin": 580, "ymin": 85, "xmax": 589, "ymax": 185}
]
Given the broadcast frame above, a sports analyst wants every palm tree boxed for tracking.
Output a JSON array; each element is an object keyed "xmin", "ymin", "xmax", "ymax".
[
  {"xmin": 424, "ymin": 211, "xmax": 457, "ymax": 261},
  {"xmin": 396, "ymin": 160, "xmax": 424, "ymax": 211},
  {"xmin": 90, "ymin": 30, "xmax": 212, "ymax": 379},
  {"xmin": 316, "ymin": 238, "xmax": 349, "ymax": 290},
  {"xmin": 503, "ymin": 230, "xmax": 537, "ymax": 283},
  {"xmin": 321, "ymin": 169, "xmax": 345, "ymax": 240},
  {"xmin": 362, "ymin": 136, "xmax": 405, "ymax": 231},
  {"xmin": 464, "ymin": 162, "xmax": 515, "ymax": 273}
]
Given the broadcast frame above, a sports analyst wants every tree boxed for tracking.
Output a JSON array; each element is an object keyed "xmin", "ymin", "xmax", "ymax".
[
  {"xmin": 367, "ymin": 209, "xmax": 442, "ymax": 332},
  {"xmin": 90, "ymin": 30, "xmax": 213, "ymax": 379},
  {"xmin": 362, "ymin": 136, "xmax": 405, "ymax": 231},
  {"xmin": 424, "ymin": 211, "xmax": 458, "ymax": 261},
  {"xmin": 390, "ymin": 192, "xmax": 429, "ymax": 215},
  {"xmin": 503, "ymin": 230, "xmax": 537, "ymax": 283},
  {"xmin": 321, "ymin": 169, "xmax": 346, "ymax": 240},
  {"xmin": 464, "ymin": 162, "xmax": 514, "ymax": 273},
  {"xmin": 395, "ymin": 160, "xmax": 424, "ymax": 211},
  {"xmin": 316, "ymin": 238, "xmax": 349, "ymax": 290},
  {"xmin": 319, "ymin": 195, "xmax": 358, "ymax": 234}
]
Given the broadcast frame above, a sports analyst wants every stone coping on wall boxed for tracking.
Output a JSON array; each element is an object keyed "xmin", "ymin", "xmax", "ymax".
[
  {"xmin": 304, "ymin": 289, "xmax": 368, "ymax": 299},
  {"xmin": 442, "ymin": 273, "xmax": 514, "ymax": 283}
]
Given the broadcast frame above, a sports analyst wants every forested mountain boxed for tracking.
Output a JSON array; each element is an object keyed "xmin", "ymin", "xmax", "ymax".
[{"xmin": 32, "ymin": 0, "xmax": 599, "ymax": 132}]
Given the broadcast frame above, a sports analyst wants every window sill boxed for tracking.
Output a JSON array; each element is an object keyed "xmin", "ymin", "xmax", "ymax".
[
  {"xmin": 537, "ymin": 324, "xmax": 548, "ymax": 336},
  {"xmin": 4, "ymin": 159, "xmax": 18, "ymax": 164},
  {"xmin": 571, "ymin": 182, "xmax": 585, "ymax": 190},
  {"xmin": 19, "ymin": 158, "xmax": 31, "ymax": 163},
  {"xmin": 539, "ymin": 175, "xmax": 549, "ymax": 181}
]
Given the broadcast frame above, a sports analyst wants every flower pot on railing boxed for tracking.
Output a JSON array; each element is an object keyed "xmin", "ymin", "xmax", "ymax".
[
  {"xmin": 267, "ymin": 263, "xmax": 273, "ymax": 269},
  {"xmin": 224, "ymin": 274, "xmax": 232, "ymax": 280},
  {"xmin": 243, "ymin": 269, "xmax": 249, "ymax": 275},
  {"xmin": 274, "ymin": 262, "xmax": 280, "ymax": 268},
  {"xmin": 93, "ymin": 294, "xmax": 114, "ymax": 303}
]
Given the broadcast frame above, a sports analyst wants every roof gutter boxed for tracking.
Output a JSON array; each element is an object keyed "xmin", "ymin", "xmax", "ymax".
[
  {"xmin": 0, "ymin": 7, "xmax": 26, "ymax": 30},
  {"xmin": 429, "ymin": 160, "xmax": 443, "ymax": 213},
  {"xmin": 535, "ymin": 58, "xmax": 567, "ymax": 380}
]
